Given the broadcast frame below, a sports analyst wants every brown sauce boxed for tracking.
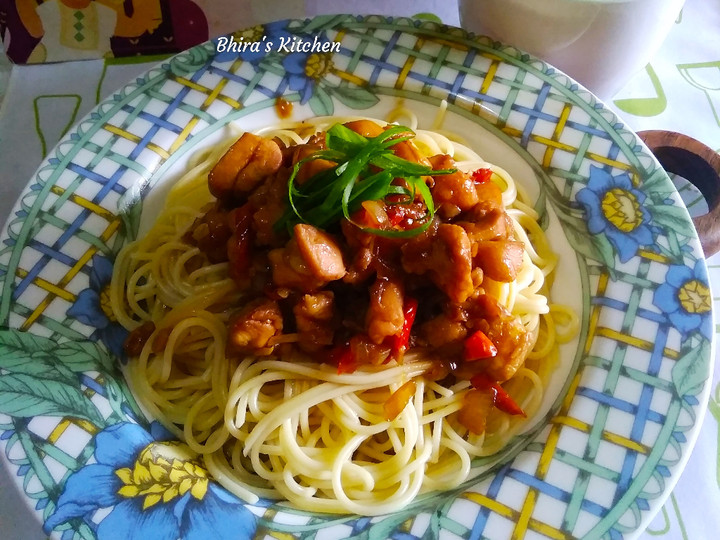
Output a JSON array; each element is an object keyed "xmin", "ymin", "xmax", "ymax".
[{"xmin": 275, "ymin": 98, "xmax": 293, "ymax": 119}]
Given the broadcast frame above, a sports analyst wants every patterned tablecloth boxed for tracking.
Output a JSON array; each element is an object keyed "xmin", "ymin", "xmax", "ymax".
[{"xmin": 0, "ymin": 1, "xmax": 719, "ymax": 538}]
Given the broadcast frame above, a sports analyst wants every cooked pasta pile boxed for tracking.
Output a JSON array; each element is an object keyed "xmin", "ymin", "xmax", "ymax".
[{"xmin": 111, "ymin": 109, "xmax": 578, "ymax": 515}]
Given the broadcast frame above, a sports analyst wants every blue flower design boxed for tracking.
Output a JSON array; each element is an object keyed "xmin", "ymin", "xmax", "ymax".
[
  {"xmin": 67, "ymin": 254, "xmax": 128, "ymax": 362},
  {"xmin": 214, "ymin": 21, "xmax": 291, "ymax": 64},
  {"xmin": 576, "ymin": 166, "xmax": 654, "ymax": 263},
  {"xmin": 282, "ymin": 38, "xmax": 335, "ymax": 104},
  {"xmin": 653, "ymin": 260, "xmax": 712, "ymax": 340},
  {"xmin": 44, "ymin": 422, "xmax": 257, "ymax": 540}
]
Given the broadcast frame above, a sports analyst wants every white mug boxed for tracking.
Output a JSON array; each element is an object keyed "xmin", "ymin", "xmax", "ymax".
[{"xmin": 458, "ymin": 0, "xmax": 685, "ymax": 100}]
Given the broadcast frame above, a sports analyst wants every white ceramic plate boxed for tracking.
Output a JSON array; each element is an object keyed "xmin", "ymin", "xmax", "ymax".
[{"xmin": 0, "ymin": 16, "xmax": 713, "ymax": 540}]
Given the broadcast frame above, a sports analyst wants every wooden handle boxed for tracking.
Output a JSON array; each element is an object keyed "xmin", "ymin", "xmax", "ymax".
[{"xmin": 638, "ymin": 130, "xmax": 720, "ymax": 257}]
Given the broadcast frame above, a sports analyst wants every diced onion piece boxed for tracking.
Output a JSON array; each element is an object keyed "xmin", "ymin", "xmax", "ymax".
[
  {"xmin": 458, "ymin": 388, "xmax": 494, "ymax": 434},
  {"xmin": 267, "ymin": 333, "xmax": 300, "ymax": 346},
  {"xmin": 351, "ymin": 335, "xmax": 391, "ymax": 366},
  {"xmin": 384, "ymin": 380, "xmax": 416, "ymax": 421},
  {"xmin": 361, "ymin": 200, "xmax": 390, "ymax": 227}
]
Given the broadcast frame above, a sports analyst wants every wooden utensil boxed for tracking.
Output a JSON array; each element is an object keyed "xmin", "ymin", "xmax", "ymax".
[{"xmin": 639, "ymin": 130, "xmax": 720, "ymax": 257}]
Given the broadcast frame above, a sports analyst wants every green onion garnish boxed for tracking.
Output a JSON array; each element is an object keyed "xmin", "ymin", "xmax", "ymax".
[{"xmin": 276, "ymin": 124, "xmax": 454, "ymax": 238}]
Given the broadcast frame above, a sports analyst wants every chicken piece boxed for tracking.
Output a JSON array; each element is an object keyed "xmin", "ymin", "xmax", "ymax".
[
  {"xmin": 183, "ymin": 204, "xmax": 232, "ymax": 264},
  {"xmin": 393, "ymin": 139, "xmax": 431, "ymax": 167},
  {"xmin": 428, "ymin": 154, "xmax": 479, "ymax": 218},
  {"xmin": 226, "ymin": 299, "xmax": 283, "ymax": 356},
  {"xmin": 401, "ymin": 223, "xmax": 475, "ymax": 303},
  {"xmin": 294, "ymin": 291, "xmax": 336, "ymax": 352},
  {"xmin": 290, "ymin": 142, "xmax": 336, "ymax": 185},
  {"xmin": 248, "ymin": 172, "xmax": 288, "ymax": 247},
  {"xmin": 209, "ymin": 133, "xmax": 283, "ymax": 201},
  {"xmin": 420, "ymin": 312, "xmax": 468, "ymax": 348},
  {"xmin": 465, "ymin": 294, "xmax": 533, "ymax": 382},
  {"xmin": 472, "ymin": 179, "xmax": 505, "ymax": 217},
  {"xmin": 366, "ymin": 277, "xmax": 405, "ymax": 345},
  {"xmin": 294, "ymin": 224, "xmax": 346, "ymax": 280},
  {"xmin": 226, "ymin": 203, "xmax": 255, "ymax": 286},
  {"xmin": 459, "ymin": 209, "xmax": 513, "ymax": 244},
  {"xmin": 474, "ymin": 240, "xmax": 524, "ymax": 282},
  {"xmin": 344, "ymin": 119, "xmax": 384, "ymax": 137},
  {"xmin": 344, "ymin": 120, "xmax": 425, "ymax": 166},
  {"xmin": 481, "ymin": 315, "xmax": 532, "ymax": 382},
  {"xmin": 269, "ymin": 224, "xmax": 346, "ymax": 291},
  {"xmin": 340, "ymin": 219, "xmax": 375, "ymax": 284}
]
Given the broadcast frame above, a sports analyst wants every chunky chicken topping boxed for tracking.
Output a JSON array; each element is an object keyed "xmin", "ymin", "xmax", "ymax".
[{"xmin": 132, "ymin": 120, "xmax": 533, "ymax": 428}]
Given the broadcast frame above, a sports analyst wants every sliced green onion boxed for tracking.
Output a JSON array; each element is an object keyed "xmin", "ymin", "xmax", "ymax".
[{"xmin": 278, "ymin": 123, "xmax": 455, "ymax": 237}]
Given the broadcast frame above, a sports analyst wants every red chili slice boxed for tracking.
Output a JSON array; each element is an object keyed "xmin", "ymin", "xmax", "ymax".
[
  {"xmin": 387, "ymin": 297, "xmax": 418, "ymax": 362},
  {"xmin": 330, "ymin": 345, "xmax": 357, "ymax": 375},
  {"xmin": 471, "ymin": 168, "xmax": 493, "ymax": 184},
  {"xmin": 463, "ymin": 330, "xmax": 498, "ymax": 361},
  {"xmin": 386, "ymin": 204, "xmax": 407, "ymax": 227},
  {"xmin": 471, "ymin": 373, "xmax": 526, "ymax": 417}
]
